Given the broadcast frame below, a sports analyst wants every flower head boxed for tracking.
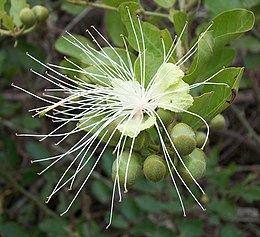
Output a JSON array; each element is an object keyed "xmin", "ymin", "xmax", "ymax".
[{"xmin": 13, "ymin": 5, "xmax": 228, "ymax": 228}]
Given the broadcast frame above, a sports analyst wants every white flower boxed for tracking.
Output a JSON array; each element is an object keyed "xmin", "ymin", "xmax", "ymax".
[{"xmin": 12, "ymin": 6, "xmax": 227, "ymax": 228}]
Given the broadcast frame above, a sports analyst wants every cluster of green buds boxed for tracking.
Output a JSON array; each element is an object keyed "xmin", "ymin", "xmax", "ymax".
[
  {"xmin": 19, "ymin": 5, "xmax": 48, "ymax": 28},
  {"xmin": 110, "ymin": 111, "xmax": 226, "ymax": 188},
  {"xmin": 0, "ymin": 4, "xmax": 48, "ymax": 38}
]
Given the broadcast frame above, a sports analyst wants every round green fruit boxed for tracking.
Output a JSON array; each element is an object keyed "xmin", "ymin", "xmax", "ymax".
[
  {"xmin": 112, "ymin": 151, "xmax": 142, "ymax": 187},
  {"xmin": 195, "ymin": 131, "xmax": 208, "ymax": 148},
  {"xmin": 177, "ymin": 148, "xmax": 206, "ymax": 185},
  {"xmin": 143, "ymin": 154, "xmax": 167, "ymax": 182},
  {"xmin": 209, "ymin": 114, "xmax": 225, "ymax": 130},
  {"xmin": 125, "ymin": 131, "xmax": 149, "ymax": 151},
  {"xmin": 19, "ymin": 8, "xmax": 36, "ymax": 27},
  {"xmin": 32, "ymin": 5, "xmax": 49, "ymax": 22},
  {"xmin": 170, "ymin": 123, "xmax": 197, "ymax": 156},
  {"xmin": 157, "ymin": 108, "xmax": 175, "ymax": 126}
]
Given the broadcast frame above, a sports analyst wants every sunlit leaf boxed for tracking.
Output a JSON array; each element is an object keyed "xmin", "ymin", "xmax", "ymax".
[{"xmin": 10, "ymin": 0, "xmax": 29, "ymax": 27}]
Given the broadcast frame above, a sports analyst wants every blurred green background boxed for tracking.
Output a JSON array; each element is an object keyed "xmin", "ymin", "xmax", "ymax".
[{"xmin": 0, "ymin": 0, "xmax": 260, "ymax": 236}]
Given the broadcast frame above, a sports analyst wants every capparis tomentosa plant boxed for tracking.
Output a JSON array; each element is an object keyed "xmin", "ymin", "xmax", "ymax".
[{"xmin": 13, "ymin": 1, "xmax": 254, "ymax": 228}]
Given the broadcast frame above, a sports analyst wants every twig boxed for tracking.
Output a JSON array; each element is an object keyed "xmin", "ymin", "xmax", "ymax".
[
  {"xmin": 65, "ymin": 0, "xmax": 169, "ymax": 18},
  {"xmin": 213, "ymin": 130, "xmax": 260, "ymax": 156},
  {"xmin": 230, "ymin": 105, "xmax": 260, "ymax": 145},
  {"xmin": 62, "ymin": 7, "xmax": 91, "ymax": 34},
  {"xmin": 0, "ymin": 169, "xmax": 58, "ymax": 218}
]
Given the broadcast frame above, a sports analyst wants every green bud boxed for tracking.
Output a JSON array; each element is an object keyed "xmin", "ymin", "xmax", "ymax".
[
  {"xmin": 143, "ymin": 154, "xmax": 167, "ymax": 182},
  {"xmin": 209, "ymin": 114, "xmax": 225, "ymax": 130},
  {"xmin": 157, "ymin": 108, "xmax": 175, "ymax": 126},
  {"xmin": 125, "ymin": 131, "xmax": 149, "ymax": 151},
  {"xmin": 19, "ymin": 8, "xmax": 36, "ymax": 27},
  {"xmin": 32, "ymin": 5, "xmax": 49, "ymax": 22},
  {"xmin": 112, "ymin": 151, "xmax": 142, "ymax": 187},
  {"xmin": 195, "ymin": 131, "xmax": 208, "ymax": 148},
  {"xmin": 177, "ymin": 148, "xmax": 206, "ymax": 185},
  {"xmin": 170, "ymin": 123, "xmax": 197, "ymax": 156}
]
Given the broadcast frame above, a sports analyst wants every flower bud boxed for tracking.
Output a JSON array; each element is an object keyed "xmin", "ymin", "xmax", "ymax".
[
  {"xmin": 177, "ymin": 148, "xmax": 206, "ymax": 185},
  {"xmin": 209, "ymin": 114, "xmax": 225, "ymax": 130},
  {"xmin": 19, "ymin": 8, "xmax": 36, "ymax": 27},
  {"xmin": 32, "ymin": 5, "xmax": 49, "ymax": 22},
  {"xmin": 112, "ymin": 151, "xmax": 142, "ymax": 187},
  {"xmin": 143, "ymin": 154, "xmax": 167, "ymax": 182},
  {"xmin": 125, "ymin": 131, "xmax": 149, "ymax": 151},
  {"xmin": 195, "ymin": 131, "xmax": 208, "ymax": 148},
  {"xmin": 170, "ymin": 123, "xmax": 196, "ymax": 156},
  {"xmin": 157, "ymin": 108, "xmax": 175, "ymax": 126}
]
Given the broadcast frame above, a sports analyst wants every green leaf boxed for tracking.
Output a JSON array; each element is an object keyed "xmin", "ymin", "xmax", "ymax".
[
  {"xmin": 220, "ymin": 225, "xmax": 243, "ymax": 237},
  {"xmin": 153, "ymin": 0, "xmax": 176, "ymax": 8},
  {"xmin": 184, "ymin": 32, "xmax": 236, "ymax": 84},
  {"xmin": 205, "ymin": 0, "xmax": 259, "ymax": 16},
  {"xmin": 130, "ymin": 220, "xmax": 156, "ymax": 235},
  {"xmin": 91, "ymin": 180, "xmax": 111, "ymax": 203},
  {"xmin": 150, "ymin": 226, "xmax": 176, "ymax": 237},
  {"xmin": 0, "ymin": 97, "xmax": 20, "ymax": 117},
  {"xmin": 135, "ymin": 195, "xmax": 164, "ymax": 213},
  {"xmin": 0, "ymin": 222, "xmax": 28, "ymax": 237},
  {"xmin": 55, "ymin": 34, "xmax": 95, "ymax": 59},
  {"xmin": 101, "ymin": 149, "xmax": 114, "ymax": 176},
  {"xmin": 172, "ymin": 11, "xmax": 187, "ymax": 42},
  {"xmin": 134, "ymin": 51, "xmax": 164, "ymax": 86},
  {"xmin": 210, "ymin": 199, "xmax": 237, "ymax": 221},
  {"xmin": 181, "ymin": 92, "xmax": 214, "ymax": 130},
  {"xmin": 0, "ymin": 0, "xmax": 6, "ymax": 11},
  {"xmin": 25, "ymin": 142, "xmax": 51, "ymax": 160},
  {"xmin": 105, "ymin": 10, "xmax": 126, "ymax": 47},
  {"xmin": 120, "ymin": 196, "xmax": 141, "ymax": 220},
  {"xmin": 11, "ymin": 115, "xmax": 41, "ymax": 130},
  {"xmin": 178, "ymin": 219, "xmax": 204, "ymax": 237},
  {"xmin": 61, "ymin": 2, "xmax": 86, "ymax": 15},
  {"xmin": 39, "ymin": 218, "xmax": 71, "ymax": 237},
  {"xmin": 182, "ymin": 67, "xmax": 244, "ymax": 129},
  {"xmin": 111, "ymin": 214, "xmax": 128, "ymax": 229},
  {"xmin": 60, "ymin": 57, "xmax": 81, "ymax": 78},
  {"xmin": 210, "ymin": 9, "xmax": 255, "ymax": 49},
  {"xmin": 230, "ymin": 186, "xmax": 260, "ymax": 202},
  {"xmin": 80, "ymin": 46, "xmax": 136, "ymax": 67},
  {"xmin": 0, "ymin": 11, "xmax": 15, "ymax": 30},
  {"xmin": 118, "ymin": 2, "xmax": 173, "ymax": 57},
  {"xmin": 10, "ymin": 0, "xmax": 29, "ymax": 27},
  {"xmin": 102, "ymin": 0, "xmax": 137, "ymax": 7}
]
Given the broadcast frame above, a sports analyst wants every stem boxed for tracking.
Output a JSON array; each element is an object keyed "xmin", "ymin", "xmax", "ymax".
[
  {"xmin": 0, "ymin": 24, "xmax": 36, "ymax": 37},
  {"xmin": 66, "ymin": 0, "xmax": 169, "ymax": 18},
  {"xmin": 0, "ymin": 169, "xmax": 58, "ymax": 218},
  {"xmin": 230, "ymin": 105, "xmax": 260, "ymax": 145}
]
